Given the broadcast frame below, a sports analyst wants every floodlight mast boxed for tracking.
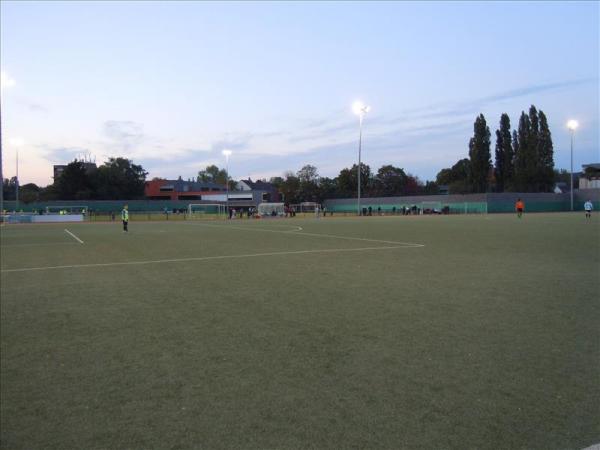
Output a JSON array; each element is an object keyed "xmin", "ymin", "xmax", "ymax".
[
  {"xmin": 353, "ymin": 101, "xmax": 370, "ymax": 216},
  {"xmin": 1, "ymin": 72, "xmax": 18, "ymax": 218},
  {"xmin": 222, "ymin": 149, "xmax": 232, "ymax": 217},
  {"xmin": 567, "ymin": 120, "xmax": 578, "ymax": 212}
]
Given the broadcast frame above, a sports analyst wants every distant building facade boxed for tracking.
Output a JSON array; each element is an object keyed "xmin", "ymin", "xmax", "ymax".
[
  {"xmin": 580, "ymin": 163, "xmax": 600, "ymax": 189},
  {"xmin": 145, "ymin": 177, "xmax": 226, "ymax": 201},
  {"xmin": 236, "ymin": 179, "xmax": 281, "ymax": 202},
  {"xmin": 145, "ymin": 176, "xmax": 281, "ymax": 206}
]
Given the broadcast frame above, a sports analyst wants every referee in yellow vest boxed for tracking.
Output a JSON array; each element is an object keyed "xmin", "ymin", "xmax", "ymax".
[{"xmin": 121, "ymin": 205, "xmax": 129, "ymax": 232}]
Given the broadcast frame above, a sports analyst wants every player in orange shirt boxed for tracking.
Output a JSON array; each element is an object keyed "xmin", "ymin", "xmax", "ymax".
[{"xmin": 515, "ymin": 198, "xmax": 524, "ymax": 218}]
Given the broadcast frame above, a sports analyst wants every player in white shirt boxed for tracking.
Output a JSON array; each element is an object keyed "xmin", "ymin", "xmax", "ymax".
[{"xmin": 584, "ymin": 200, "xmax": 593, "ymax": 219}]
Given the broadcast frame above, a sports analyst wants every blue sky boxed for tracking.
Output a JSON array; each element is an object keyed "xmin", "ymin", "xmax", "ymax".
[{"xmin": 1, "ymin": 1, "xmax": 598, "ymax": 186}]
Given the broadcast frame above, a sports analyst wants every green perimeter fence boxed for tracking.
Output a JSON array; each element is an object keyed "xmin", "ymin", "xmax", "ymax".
[
  {"xmin": 324, "ymin": 191, "xmax": 600, "ymax": 215},
  {"xmin": 2, "ymin": 190, "xmax": 599, "ymax": 218}
]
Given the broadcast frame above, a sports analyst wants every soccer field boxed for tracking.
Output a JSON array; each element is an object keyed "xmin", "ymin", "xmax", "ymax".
[{"xmin": 1, "ymin": 213, "xmax": 598, "ymax": 449}]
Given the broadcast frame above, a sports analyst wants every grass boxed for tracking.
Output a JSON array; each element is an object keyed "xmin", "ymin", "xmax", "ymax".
[{"xmin": 1, "ymin": 213, "xmax": 599, "ymax": 449}]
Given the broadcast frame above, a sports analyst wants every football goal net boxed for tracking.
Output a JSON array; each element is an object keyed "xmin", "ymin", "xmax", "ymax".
[
  {"xmin": 187, "ymin": 203, "xmax": 227, "ymax": 219},
  {"xmin": 257, "ymin": 203, "xmax": 285, "ymax": 217},
  {"xmin": 289, "ymin": 202, "xmax": 320, "ymax": 213},
  {"xmin": 45, "ymin": 205, "xmax": 89, "ymax": 214}
]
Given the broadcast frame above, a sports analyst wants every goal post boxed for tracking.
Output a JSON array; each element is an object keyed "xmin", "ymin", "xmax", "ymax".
[
  {"xmin": 257, "ymin": 202, "xmax": 285, "ymax": 217},
  {"xmin": 187, "ymin": 203, "xmax": 227, "ymax": 219},
  {"xmin": 45, "ymin": 205, "xmax": 89, "ymax": 214}
]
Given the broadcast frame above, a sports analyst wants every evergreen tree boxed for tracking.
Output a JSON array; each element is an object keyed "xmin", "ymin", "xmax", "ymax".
[
  {"xmin": 537, "ymin": 110, "xmax": 555, "ymax": 191},
  {"xmin": 494, "ymin": 113, "xmax": 513, "ymax": 192},
  {"xmin": 513, "ymin": 111, "xmax": 535, "ymax": 191},
  {"xmin": 468, "ymin": 114, "xmax": 491, "ymax": 193},
  {"xmin": 511, "ymin": 129, "xmax": 519, "ymax": 191}
]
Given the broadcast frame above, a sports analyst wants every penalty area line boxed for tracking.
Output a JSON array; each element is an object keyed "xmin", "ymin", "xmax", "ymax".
[
  {"xmin": 1, "ymin": 245, "xmax": 420, "ymax": 273},
  {"xmin": 64, "ymin": 229, "xmax": 84, "ymax": 244}
]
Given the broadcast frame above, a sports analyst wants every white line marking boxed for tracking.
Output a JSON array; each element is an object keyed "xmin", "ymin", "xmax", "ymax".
[
  {"xmin": 1, "ymin": 245, "xmax": 418, "ymax": 273},
  {"xmin": 64, "ymin": 229, "xmax": 84, "ymax": 244},
  {"xmin": 0, "ymin": 242, "xmax": 79, "ymax": 248},
  {"xmin": 189, "ymin": 222, "xmax": 423, "ymax": 246}
]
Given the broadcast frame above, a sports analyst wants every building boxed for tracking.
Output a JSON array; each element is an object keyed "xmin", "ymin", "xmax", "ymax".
[
  {"xmin": 145, "ymin": 176, "xmax": 281, "ymax": 207},
  {"xmin": 579, "ymin": 163, "xmax": 600, "ymax": 189},
  {"xmin": 236, "ymin": 178, "xmax": 281, "ymax": 202},
  {"xmin": 145, "ymin": 177, "xmax": 226, "ymax": 201}
]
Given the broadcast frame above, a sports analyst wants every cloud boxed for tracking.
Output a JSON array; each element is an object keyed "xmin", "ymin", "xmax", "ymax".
[
  {"xmin": 24, "ymin": 101, "xmax": 49, "ymax": 113},
  {"xmin": 210, "ymin": 133, "xmax": 253, "ymax": 152},
  {"xmin": 44, "ymin": 147, "xmax": 94, "ymax": 164},
  {"xmin": 103, "ymin": 120, "xmax": 145, "ymax": 151},
  {"xmin": 391, "ymin": 77, "xmax": 598, "ymax": 123},
  {"xmin": 1, "ymin": 71, "xmax": 16, "ymax": 90}
]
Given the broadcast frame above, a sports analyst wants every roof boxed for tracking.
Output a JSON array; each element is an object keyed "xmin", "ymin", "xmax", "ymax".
[
  {"xmin": 240, "ymin": 179, "xmax": 277, "ymax": 191},
  {"xmin": 165, "ymin": 177, "xmax": 225, "ymax": 191},
  {"xmin": 582, "ymin": 163, "xmax": 600, "ymax": 170}
]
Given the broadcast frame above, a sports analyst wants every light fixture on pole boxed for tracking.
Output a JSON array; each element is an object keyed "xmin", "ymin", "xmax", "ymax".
[
  {"xmin": 567, "ymin": 120, "xmax": 579, "ymax": 211},
  {"xmin": 1, "ymin": 71, "xmax": 17, "ymax": 219},
  {"xmin": 222, "ymin": 149, "xmax": 232, "ymax": 218},
  {"xmin": 352, "ymin": 101, "xmax": 370, "ymax": 216},
  {"xmin": 9, "ymin": 138, "xmax": 24, "ymax": 212}
]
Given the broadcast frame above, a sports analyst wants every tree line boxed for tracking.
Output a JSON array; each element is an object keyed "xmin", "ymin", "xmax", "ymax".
[
  {"xmin": 265, "ymin": 164, "xmax": 437, "ymax": 204},
  {"xmin": 436, "ymin": 105, "xmax": 556, "ymax": 194},
  {"xmin": 3, "ymin": 105, "xmax": 563, "ymax": 204},
  {"xmin": 2, "ymin": 157, "xmax": 148, "ymax": 203}
]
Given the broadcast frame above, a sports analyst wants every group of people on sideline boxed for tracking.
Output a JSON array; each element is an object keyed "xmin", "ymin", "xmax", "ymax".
[{"xmin": 113, "ymin": 198, "xmax": 599, "ymax": 234}]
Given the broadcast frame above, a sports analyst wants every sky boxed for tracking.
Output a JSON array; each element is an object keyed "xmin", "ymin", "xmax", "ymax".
[{"xmin": 1, "ymin": 1, "xmax": 598, "ymax": 187}]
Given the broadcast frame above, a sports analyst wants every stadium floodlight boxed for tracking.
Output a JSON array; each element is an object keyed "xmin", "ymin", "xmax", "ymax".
[
  {"xmin": 9, "ymin": 138, "xmax": 24, "ymax": 211},
  {"xmin": 222, "ymin": 150, "xmax": 232, "ymax": 217},
  {"xmin": 0, "ymin": 72, "xmax": 17, "ymax": 219},
  {"xmin": 352, "ymin": 101, "xmax": 370, "ymax": 216},
  {"xmin": 567, "ymin": 120, "xmax": 579, "ymax": 211}
]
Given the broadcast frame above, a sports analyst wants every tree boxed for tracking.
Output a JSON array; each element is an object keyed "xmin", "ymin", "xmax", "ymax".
[
  {"xmin": 279, "ymin": 171, "xmax": 301, "ymax": 204},
  {"xmin": 510, "ymin": 129, "xmax": 520, "ymax": 191},
  {"xmin": 297, "ymin": 165, "xmax": 319, "ymax": 184},
  {"xmin": 2, "ymin": 177, "xmax": 17, "ymax": 201},
  {"xmin": 197, "ymin": 165, "xmax": 227, "ymax": 185},
  {"xmin": 337, "ymin": 163, "xmax": 371, "ymax": 198},
  {"xmin": 55, "ymin": 160, "xmax": 94, "ymax": 200},
  {"xmin": 93, "ymin": 157, "xmax": 147, "ymax": 199},
  {"xmin": 404, "ymin": 174, "xmax": 423, "ymax": 195},
  {"xmin": 297, "ymin": 165, "xmax": 319, "ymax": 202},
  {"xmin": 423, "ymin": 180, "xmax": 439, "ymax": 195},
  {"xmin": 494, "ymin": 113, "xmax": 513, "ymax": 192},
  {"xmin": 553, "ymin": 169, "xmax": 570, "ymax": 184},
  {"xmin": 38, "ymin": 184, "xmax": 59, "ymax": 201},
  {"xmin": 371, "ymin": 165, "xmax": 408, "ymax": 196},
  {"xmin": 19, "ymin": 183, "xmax": 40, "ymax": 204},
  {"xmin": 513, "ymin": 111, "xmax": 535, "ymax": 191},
  {"xmin": 536, "ymin": 110, "xmax": 555, "ymax": 192},
  {"xmin": 436, "ymin": 159, "xmax": 471, "ymax": 194},
  {"xmin": 316, "ymin": 177, "xmax": 338, "ymax": 202},
  {"xmin": 468, "ymin": 114, "xmax": 491, "ymax": 193}
]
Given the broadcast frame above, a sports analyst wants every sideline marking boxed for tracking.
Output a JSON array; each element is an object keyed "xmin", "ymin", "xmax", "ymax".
[
  {"xmin": 0, "ymin": 242, "xmax": 78, "ymax": 248},
  {"xmin": 1, "ymin": 245, "xmax": 417, "ymax": 274},
  {"xmin": 64, "ymin": 229, "xmax": 84, "ymax": 244},
  {"xmin": 189, "ymin": 222, "xmax": 423, "ymax": 247}
]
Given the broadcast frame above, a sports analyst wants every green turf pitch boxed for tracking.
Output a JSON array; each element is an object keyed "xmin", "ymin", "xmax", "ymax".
[{"xmin": 1, "ymin": 214, "xmax": 599, "ymax": 449}]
